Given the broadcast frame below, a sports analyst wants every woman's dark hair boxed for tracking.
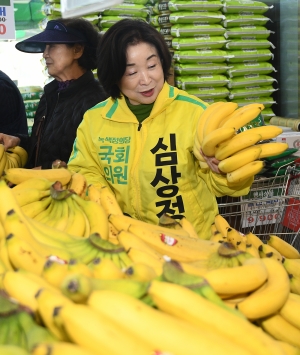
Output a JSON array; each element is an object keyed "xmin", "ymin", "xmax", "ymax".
[
  {"xmin": 58, "ymin": 17, "xmax": 100, "ymax": 70},
  {"xmin": 97, "ymin": 18, "xmax": 172, "ymax": 99}
]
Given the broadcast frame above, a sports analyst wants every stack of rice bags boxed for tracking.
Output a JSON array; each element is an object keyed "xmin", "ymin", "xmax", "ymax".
[
  {"xmin": 221, "ymin": 0, "xmax": 277, "ymax": 121},
  {"xmin": 99, "ymin": 0, "xmax": 153, "ymax": 33},
  {"xmin": 18, "ymin": 86, "xmax": 44, "ymax": 136},
  {"xmin": 152, "ymin": 1, "xmax": 232, "ymax": 104}
]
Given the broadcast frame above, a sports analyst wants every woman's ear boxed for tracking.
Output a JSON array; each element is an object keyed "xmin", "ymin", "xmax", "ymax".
[{"xmin": 73, "ymin": 44, "xmax": 84, "ymax": 58}]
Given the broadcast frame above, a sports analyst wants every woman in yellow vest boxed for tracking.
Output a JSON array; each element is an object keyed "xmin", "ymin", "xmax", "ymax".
[{"xmin": 68, "ymin": 18, "xmax": 253, "ymax": 239}]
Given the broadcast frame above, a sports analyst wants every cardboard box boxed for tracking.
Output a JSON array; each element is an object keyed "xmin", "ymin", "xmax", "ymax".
[{"xmin": 276, "ymin": 132, "xmax": 300, "ymax": 157}]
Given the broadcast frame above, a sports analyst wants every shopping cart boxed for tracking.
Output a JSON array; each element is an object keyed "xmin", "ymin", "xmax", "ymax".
[{"xmin": 217, "ymin": 165, "xmax": 300, "ymax": 251}]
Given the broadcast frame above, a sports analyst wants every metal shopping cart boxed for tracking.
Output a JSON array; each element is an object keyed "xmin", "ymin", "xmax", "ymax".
[{"xmin": 217, "ymin": 165, "xmax": 300, "ymax": 251}]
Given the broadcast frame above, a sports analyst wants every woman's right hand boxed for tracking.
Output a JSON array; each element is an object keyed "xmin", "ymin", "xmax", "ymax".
[{"xmin": 0, "ymin": 133, "xmax": 20, "ymax": 150}]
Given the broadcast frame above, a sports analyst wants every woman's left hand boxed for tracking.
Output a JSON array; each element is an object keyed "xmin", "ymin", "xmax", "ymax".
[{"xmin": 200, "ymin": 149, "xmax": 224, "ymax": 175}]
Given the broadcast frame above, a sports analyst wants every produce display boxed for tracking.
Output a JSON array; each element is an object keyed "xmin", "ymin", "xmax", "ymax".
[
  {"xmin": 0, "ymin": 145, "xmax": 28, "ymax": 175},
  {"xmin": 0, "ymin": 123, "xmax": 299, "ymax": 354}
]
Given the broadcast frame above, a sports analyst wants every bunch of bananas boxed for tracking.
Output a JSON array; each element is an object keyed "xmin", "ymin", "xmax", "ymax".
[
  {"xmin": 1, "ymin": 167, "xmax": 300, "ymax": 354},
  {"xmin": 0, "ymin": 145, "xmax": 28, "ymax": 177},
  {"xmin": 194, "ymin": 102, "xmax": 288, "ymax": 183}
]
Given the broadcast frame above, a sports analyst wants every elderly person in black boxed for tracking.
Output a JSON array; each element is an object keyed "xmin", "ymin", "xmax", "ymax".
[{"xmin": 0, "ymin": 18, "xmax": 107, "ymax": 169}]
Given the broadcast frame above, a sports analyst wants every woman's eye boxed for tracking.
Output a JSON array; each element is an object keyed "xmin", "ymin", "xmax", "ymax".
[
  {"xmin": 128, "ymin": 72, "xmax": 136, "ymax": 76},
  {"xmin": 149, "ymin": 64, "xmax": 156, "ymax": 69}
]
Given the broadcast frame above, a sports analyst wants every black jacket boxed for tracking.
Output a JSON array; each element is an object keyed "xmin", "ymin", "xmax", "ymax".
[
  {"xmin": 19, "ymin": 70, "xmax": 107, "ymax": 169},
  {"xmin": 0, "ymin": 70, "xmax": 28, "ymax": 136}
]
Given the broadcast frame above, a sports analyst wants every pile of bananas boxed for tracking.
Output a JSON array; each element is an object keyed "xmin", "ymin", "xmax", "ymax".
[
  {"xmin": 1, "ymin": 168, "xmax": 300, "ymax": 355},
  {"xmin": 0, "ymin": 145, "xmax": 28, "ymax": 176},
  {"xmin": 194, "ymin": 102, "xmax": 288, "ymax": 183}
]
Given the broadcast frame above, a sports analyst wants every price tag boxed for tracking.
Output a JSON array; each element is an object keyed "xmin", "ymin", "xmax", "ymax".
[{"xmin": 0, "ymin": 0, "xmax": 15, "ymax": 40}]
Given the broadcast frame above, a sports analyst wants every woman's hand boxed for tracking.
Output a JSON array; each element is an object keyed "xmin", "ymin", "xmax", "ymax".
[
  {"xmin": 0, "ymin": 133, "xmax": 20, "ymax": 150},
  {"xmin": 200, "ymin": 149, "xmax": 224, "ymax": 175}
]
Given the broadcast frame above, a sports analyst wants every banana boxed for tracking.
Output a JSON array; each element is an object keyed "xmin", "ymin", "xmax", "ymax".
[
  {"xmin": 12, "ymin": 177, "xmax": 53, "ymax": 191},
  {"xmin": 89, "ymin": 257, "xmax": 125, "ymax": 280},
  {"xmin": 221, "ymin": 103, "xmax": 265, "ymax": 130},
  {"xmin": 68, "ymin": 258, "xmax": 93, "ymax": 278},
  {"xmin": 2, "ymin": 209, "xmax": 71, "ymax": 262},
  {"xmin": 88, "ymin": 289, "xmax": 257, "ymax": 355},
  {"xmin": 21, "ymin": 196, "xmax": 52, "ymax": 218},
  {"xmin": 60, "ymin": 272, "xmax": 149, "ymax": 303},
  {"xmin": 214, "ymin": 214, "xmax": 230, "ymax": 238},
  {"xmin": 128, "ymin": 223, "xmax": 219, "ymax": 263},
  {"xmin": 13, "ymin": 188, "xmax": 50, "ymax": 207},
  {"xmin": 98, "ymin": 186, "xmax": 123, "ymax": 216},
  {"xmin": 127, "ymin": 248, "xmax": 163, "ymax": 276},
  {"xmin": 245, "ymin": 231, "xmax": 263, "ymax": 249},
  {"xmin": 0, "ymin": 345, "xmax": 30, "ymax": 355},
  {"xmin": 0, "ymin": 144, "xmax": 7, "ymax": 176},
  {"xmin": 196, "ymin": 102, "xmax": 225, "ymax": 145},
  {"xmin": 58, "ymin": 303, "xmax": 153, "ymax": 355},
  {"xmin": 282, "ymin": 258, "xmax": 300, "ymax": 278},
  {"xmin": 210, "ymin": 231, "xmax": 225, "ymax": 243},
  {"xmin": 5, "ymin": 152, "xmax": 21, "ymax": 169},
  {"xmin": 124, "ymin": 262, "xmax": 158, "ymax": 281},
  {"xmin": 258, "ymin": 142, "xmax": 289, "ymax": 159},
  {"xmin": 289, "ymin": 274, "xmax": 300, "ymax": 295},
  {"xmin": 237, "ymin": 258, "xmax": 290, "ymax": 320},
  {"xmin": 258, "ymin": 313, "xmax": 300, "ymax": 349},
  {"xmin": 178, "ymin": 216, "xmax": 199, "ymax": 239},
  {"xmin": 86, "ymin": 184, "xmax": 102, "ymax": 204},
  {"xmin": 1, "ymin": 270, "xmax": 59, "ymax": 314},
  {"xmin": 63, "ymin": 196, "xmax": 87, "ymax": 238},
  {"xmin": 4, "ymin": 168, "xmax": 72, "ymax": 186},
  {"xmin": 147, "ymin": 280, "xmax": 285, "ymax": 355},
  {"xmin": 274, "ymin": 340, "xmax": 300, "ymax": 355},
  {"xmin": 193, "ymin": 135, "xmax": 206, "ymax": 162},
  {"xmin": 215, "ymin": 132, "xmax": 262, "ymax": 161},
  {"xmin": 68, "ymin": 172, "xmax": 87, "ymax": 197},
  {"xmin": 6, "ymin": 146, "xmax": 28, "ymax": 167},
  {"xmin": 0, "ymin": 237, "xmax": 14, "ymax": 271},
  {"xmin": 109, "ymin": 213, "xmax": 190, "ymax": 238},
  {"xmin": 204, "ymin": 257, "xmax": 268, "ymax": 295},
  {"xmin": 267, "ymin": 235, "xmax": 300, "ymax": 259},
  {"xmin": 227, "ymin": 160, "xmax": 265, "ymax": 184},
  {"xmin": 279, "ymin": 293, "xmax": 300, "ymax": 330},
  {"xmin": 35, "ymin": 288, "xmax": 72, "ymax": 341},
  {"xmin": 31, "ymin": 342, "xmax": 97, "ymax": 355},
  {"xmin": 16, "ymin": 310, "xmax": 58, "ymax": 351},
  {"xmin": 226, "ymin": 227, "xmax": 246, "ymax": 247},
  {"xmin": 245, "ymin": 243, "xmax": 260, "ymax": 258},
  {"xmin": 258, "ymin": 243, "xmax": 283, "ymax": 262},
  {"xmin": 5, "ymin": 234, "xmax": 46, "ymax": 274},
  {"xmin": 218, "ymin": 145, "xmax": 262, "ymax": 173},
  {"xmin": 117, "ymin": 230, "xmax": 165, "ymax": 260},
  {"xmin": 203, "ymin": 102, "xmax": 238, "ymax": 138},
  {"xmin": 237, "ymin": 125, "xmax": 283, "ymax": 141},
  {"xmin": 202, "ymin": 126, "xmax": 236, "ymax": 157},
  {"xmin": 71, "ymin": 194, "xmax": 109, "ymax": 240},
  {"xmin": 41, "ymin": 258, "xmax": 69, "ymax": 288}
]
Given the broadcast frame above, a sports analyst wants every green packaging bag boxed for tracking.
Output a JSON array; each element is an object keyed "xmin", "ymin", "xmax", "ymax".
[
  {"xmin": 174, "ymin": 63, "xmax": 231, "ymax": 75},
  {"xmin": 227, "ymin": 62, "xmax": 276, "ymax": 78},
  {"xmin": 222, "ymin": 1, "xmax": 272, "ymax": 14},
  {"xmin": 176, "ymin": 74, "xmax": 229, "ymax": 89},
  {"xmin": 172, "ymin": 36, "xmax": 227, "ymax": 50},
  {"xmin": 171, "ymin": 23, "xmax": 226, "ymax": 37},
  {"xmin": 222, "ymin": 14, "xmax": 270, "ymax": 28},
  {"xmin": 173, "ymin": 49, "xmax": 231, "ymax": 63},
  {"xmin": 224, "ymin": 25, "xmax": 274, "ymax": 39},
  {"xmin": 229, "ymin": 85, "xmax": 278, "ymax": 99},
  {"xmin": 167, "ymin": 1, "xmax": 224, "ymax": 12},
  {"xmin": 225, "ymin": 39, "xmax": 275, "ymax": 50},
  {"xmin": 226, "ymin": 48, "xmax": 273, "ymax": 63},
  {"xmin": 227, "ymin": 74, "xmax": 277, "ymax": 89},
  {"xmin": 169, "ymin": 11, "xmax": 225, "ymax": 24},
  {"xmin": 102, "ymin": 4, "xmax": 150, "ymax": 18},
  {"xmin": 186, "ymin": 86, "xmax": 230, "ymax": 99},
  {"xmin": 232, "ymin": 97, "xmax": 277, "ymax": 108}
]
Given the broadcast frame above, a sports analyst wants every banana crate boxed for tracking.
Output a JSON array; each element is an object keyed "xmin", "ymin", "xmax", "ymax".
[{"xmin": 217, "ymin": 165, "xmax": 300, "ymax": 251}]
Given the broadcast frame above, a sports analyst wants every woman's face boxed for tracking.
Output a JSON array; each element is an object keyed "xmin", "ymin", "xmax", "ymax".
[
  {"xmin": 43, "ymin": 43, "xmax": 83, "ymax": 81},
  {"xmin": 119, "ymin": 42, "xmax": 164, "ymax": 105}
]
